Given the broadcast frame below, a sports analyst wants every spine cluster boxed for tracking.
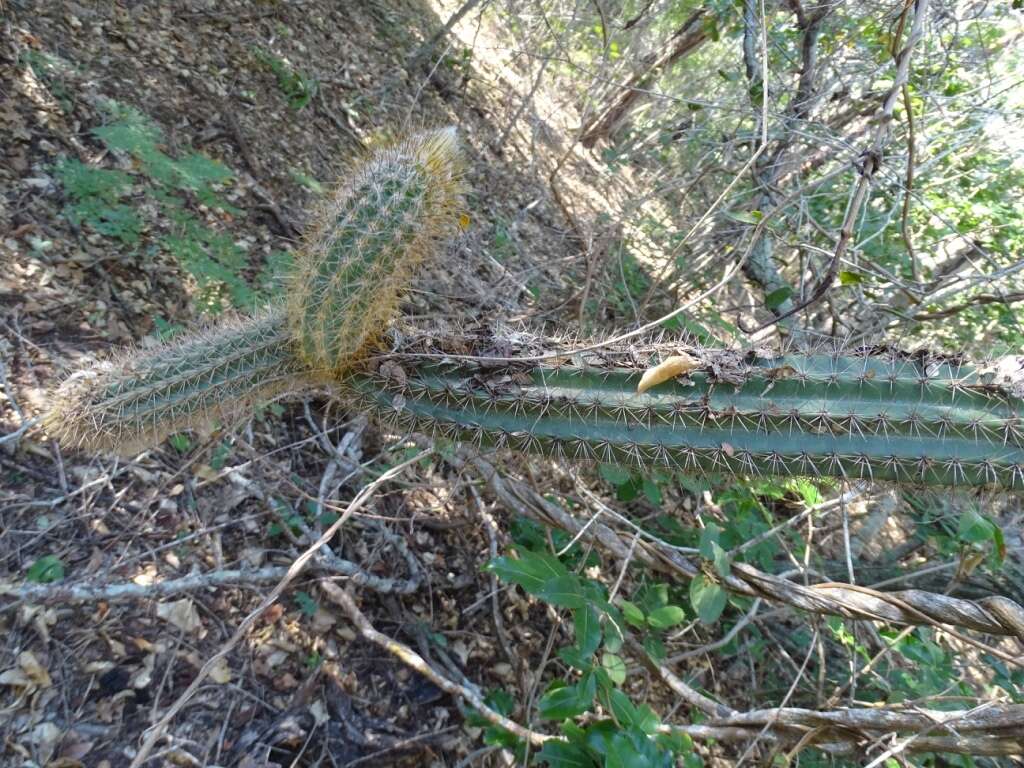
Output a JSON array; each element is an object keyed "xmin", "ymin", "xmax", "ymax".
[{"xmin": 345, "ymin": 351, "xmax": 1024, "ymax": 489}]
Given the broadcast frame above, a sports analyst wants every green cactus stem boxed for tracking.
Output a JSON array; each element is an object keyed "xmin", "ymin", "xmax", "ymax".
[
  {"xmin": 44, "ymin": 128, "xmax": 464, "ymax": 454},
  {"xmin": 43, "ymin": 307, "xmax": 313, "ymax": 454},
  {"xmin": 344, "ymin": 349, "xmax": 1024, "ymax": 489},
  {"xmin": 288, "ymin": 127, "xmax": 464, "ymax": 374}
]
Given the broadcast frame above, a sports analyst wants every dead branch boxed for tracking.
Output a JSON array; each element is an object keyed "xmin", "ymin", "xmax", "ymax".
[
  {"xmin": 127, "ymin": 449, "xmax": 428, "ymax": 768},
  {"xmin": 319, "ymin": 579, "xmax": 552, "ymax": 747}
]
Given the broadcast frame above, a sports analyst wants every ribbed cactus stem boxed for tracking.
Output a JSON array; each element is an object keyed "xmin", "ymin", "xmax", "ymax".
[
  {"xmin": 288, "ymin": 127, "xmax": 464, "ymax": 374},
  {"xmin": 345, "ymin": 350, "xmax": 1024, "ymax": 489},
  {"xmin": 44, "ymin": 129, "xmax": 464, "ymax": 454},
  {"xmin": 44, "ymin": 307, "xmax": 311, "ymax": 454}
]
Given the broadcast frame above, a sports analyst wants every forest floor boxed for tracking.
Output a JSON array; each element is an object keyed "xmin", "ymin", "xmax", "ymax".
[
  {"xmin": 0, "ymin": 1, "xmax": 630, "ymax": 766},
  {"xmin": 6, "ymin": 2, "xmax": 1023, "ymax": 768}
]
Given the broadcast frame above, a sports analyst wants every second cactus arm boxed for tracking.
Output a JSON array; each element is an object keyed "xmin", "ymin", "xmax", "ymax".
[
  {"xmin": 44, "ymin": 307, "xmax": 314, "ymax": 454},
  {"xmin": 345, "ymin": 352, "xmax": 1024, "ymax": 489}
]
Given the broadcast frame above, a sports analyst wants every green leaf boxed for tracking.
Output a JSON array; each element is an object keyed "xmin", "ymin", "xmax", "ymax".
[
  {"xmin": 169, "ymin": 433, "xmax": 191, "ymax": 453},
  {"xmin": 605, "ymin": 688, "xmax": 640, "ymax": 727},
  {"xmin": 604, "ymin": 690, "xmax": 660, "ymax": 735},
  {"xmin": 539, "ymin": 575, "xmax": 588, "ymax": 609},
  {"xmin": 957, "ymin": 507, "xmax": 994, "ymax": 544},
  {"xmin": 641, "ymin": 477, "xmax": 662, "ymax": 506},
  {"xmin": 486, "ymin": 688, "xmax": 515, "ymax": 716},
  {"xmin": 607, "ymin": 725, "xmax": 669, "ymax": 767},
  {"xmin": 536, "ymin": 741, "xmax": 596, "ymax": 767},
  {"xmin": 647, "ymin": 605, "xmax": 686, "ymax": 630},
  {"xmin": 487, "ymin": 548, "xmax": 567, "ymax": 594},
  {"xmin": 294, "ymin": 591, "xmax": 317, "ymax": 617},
  {"xmin": 26, "ymin": 555, "xmax": 64, "ymax": 584},
  {"xmin": 599, "ymin": 463, "xmax": 632, "ymax": 486},
  {"xmin": 601, "ymin": 653, "xmax": 627, "ymax": 685},
  {"xmin": 642, "ymin": 635, "xmax": 666, "ymax": 663},
  {"xmin": 656, "ymin": 730, "xmax": 695, "ymax": 756},
  {"xmin": 764, "ymin": 286, "xmax": 793, "ymax": 310},
  {"xmin": 839, "ymin": 270, "xmax": 865, "ymax": 286},
  {"xmin": 616, "ymin": 475, "xmax": 642, "ymax": 502},
  {"xmin": 574, "ymin": 605, "xmax": 602, "ymax": 657},
  {"xmin": 711, "ymin": 541, "xmax": 732, "ymax": 579},
  {"xmin": 539, "ymin": 674, "xmax": 597, "ymax": 720},
  {"xmin": 558, "ymin": 645, "xmax": 595, "ymax": 671},
  {"xmin": 698, "ymin": 524, "xmax": 721, "ymax": 559},
  {"xmin": 724, "ymin": 209, "xmax": 762, "ymax": 225},
  {"xmin": 690, "ymin": 575, "xmax": 727, "ymax": 625},
  {"xmin": 619, "ymin": 600, "xmax": 646, "ymax": 628},
  {"xmin": 174, "ymin": 152, "xmax": 232, "ymax": 191},
  {"xmin": 603, "ymin": 614, "xmax": 624, "ymax": 653}
]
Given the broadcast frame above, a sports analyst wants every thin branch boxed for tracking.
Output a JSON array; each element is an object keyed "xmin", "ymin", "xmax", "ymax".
[
  {"xmin": 754, "ymin": 0, "xmax": 932, "ymax": 332},
  {"xmin": 319, "ymin": 579, "xmax": 552, "ymax": 747},
  {"xmin": 127, "ymin": 449, "xmax": 429, "ymax": 768}
]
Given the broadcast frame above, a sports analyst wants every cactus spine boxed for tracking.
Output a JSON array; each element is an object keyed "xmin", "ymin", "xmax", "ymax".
[
  {"xmin": 345, "ymin": 351, "xmax": 1024, "ymax": 489},
  {"xmin": 288, "ymin": 127, "xmax": 464, "ymax": 374}
]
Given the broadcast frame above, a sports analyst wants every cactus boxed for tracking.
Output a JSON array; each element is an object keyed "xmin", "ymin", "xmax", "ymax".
[
  {"xmin": 42, "ymin": 126, "xmax": 1024, "ymax": 491},
  {"xmin": 43, "ymin": 306, "xmax": 312, "ymax": 454},
  {"xmin": 343, "ymin": 348, "xmax": 1024, "ymax": 489},
  {"xmin": 44, "ymin": 128, "xmax": 464, "ymax": 454},
  {"xmin": 288, "ymin": 127, "xmax": 464, "ymax": 374}
]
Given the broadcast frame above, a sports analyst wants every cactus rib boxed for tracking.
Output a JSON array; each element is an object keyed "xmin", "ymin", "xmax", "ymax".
[{"xmin": 345, "ymin": 351, "xmax": 1024, "ymax": 489}]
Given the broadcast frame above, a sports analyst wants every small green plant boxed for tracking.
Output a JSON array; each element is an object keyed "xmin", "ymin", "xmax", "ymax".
[
  {"xmin": 54, "ymin": 99, "xmax": 282, "ymax": 314},
  {"xmin": 484, "ymin": 531, "xmax": 700, "ymax": 767},
  {"xmin": 56, "ymin": 159, "xmax": 142, "ymax": 244},
  {"xmin": 26, "ymin": 555, "xmax": 65, "ymax": 584},
  {"xmin": 253, "ymin": 48, "xmax": 319, "ymax": 111}
]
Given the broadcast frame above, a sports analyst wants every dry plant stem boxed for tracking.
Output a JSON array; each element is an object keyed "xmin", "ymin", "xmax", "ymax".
[
  {"xmin": 318, "ymin": 579, "xmax": 551, "ymax": 747},
  {"xmin": 755, "ymin": 0, "xmax": 931, "ymax": 331},
  {"xmin": 1, "ymin": 564, "xmax": 411, "ymax": 605},
  {"xmin": 625, "ymin": 636, "xmax": 734, "ymax": 718},
  {"xmin": 468, "ymin": 483, "xmax": 516, "ymax": 668},
  {"xmin": 460, "ymin": 456, "xmax": 1024, "ymax": 645},
  {"xmin": 127, "ymin": 449, "xmax": 427, "ymax": 768},
  {"xmin": 225, "ymin": 463, "xmax": 422, "ymax": 594}
]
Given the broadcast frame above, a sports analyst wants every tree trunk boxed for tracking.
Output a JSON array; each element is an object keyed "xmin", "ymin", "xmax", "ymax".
[{"xmin": 579, "ymin": 9, "xmax": 708, "ymax": 148}]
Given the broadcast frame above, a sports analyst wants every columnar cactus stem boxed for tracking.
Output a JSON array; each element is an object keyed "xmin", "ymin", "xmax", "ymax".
[
  {"xmin": 345, "ymin": 351, "xmax": 1024, "ymax": 489},
  {"xmin": 41, "ymin": 127, "xmax": 1024, "ymax": 492},
  {"xmin": 288, "ymin": 127, "xmax": 464, "ymax": 374},
  {"xmin": 44, "ymin": 128, "xmax": 464, "ymax": 454},
  {"xmin": 43, "ymin": 307, "xmax": 310, "ymax": 454}
]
